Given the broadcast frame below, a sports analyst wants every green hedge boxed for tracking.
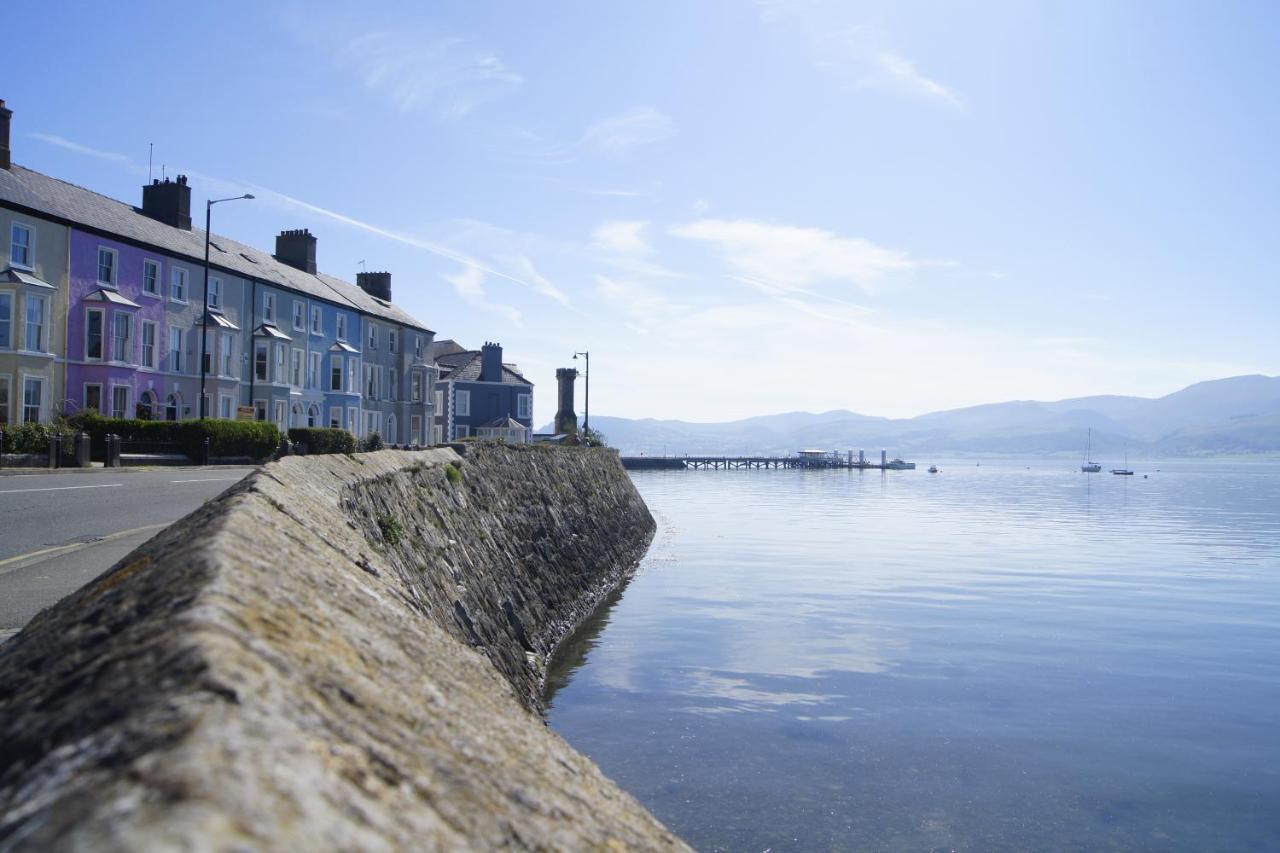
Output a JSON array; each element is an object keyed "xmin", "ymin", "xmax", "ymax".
[
  {"xmin": 67, "ymin": 411, "xmax": 280, "ymax": 461},
  {"xmin": 288, "ymin": 427, "xmax": 356, "ymax": 455},
  {"xmin": 0, "ymin": 422, "xmax": 77, "ymax": 454}
]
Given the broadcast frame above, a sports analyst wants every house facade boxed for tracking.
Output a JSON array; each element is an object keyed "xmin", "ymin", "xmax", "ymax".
[
  {"xmin": 0, "ymin": 195, "xmax": 68, "ymax": 425},
  {"xmin": 0, "ymin": 98, "xmax": 454, "ymax": 442},
  {"xmin": 432, "ymin": 341, "xmax": 533, "ymax": 443}
]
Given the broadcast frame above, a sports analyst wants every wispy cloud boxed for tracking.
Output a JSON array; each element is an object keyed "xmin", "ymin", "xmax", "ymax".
[
  {"xmin": 758, "ymin": 3, "xmax": 962, "ymax": 109},
  {"xmin": 592, "ymin": 220, "xmax": 652, "ymax": 255},
  {"xmin": 579, "ymin": 106, "xmax": 676, "ymax": 156},
  {"xmin": 670, "ymin": 218, "xmax": 921, "ymax": 294},
  {"xmin": 818, "ymin": 27, "xmax": 963, "ymax": 108},
  {"xmin": 28, "ymin": 133, "xmax": 133, "ymax": 165},
  {"xmin": 283, "ymin": 12, "xmax": 522, "ymax": 118},
  {"xmin": 444, "ymin": 265, "xmax": 522, "ymax": 326}
]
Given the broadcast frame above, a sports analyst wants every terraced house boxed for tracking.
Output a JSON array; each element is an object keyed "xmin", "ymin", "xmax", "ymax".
[
  {"xmin": 0, "ymin": 100, "xmax": 437, "ymax": 439},
  {"xmin": 430, "ymin": 340, "xmax": 533, "ymax": 443}
]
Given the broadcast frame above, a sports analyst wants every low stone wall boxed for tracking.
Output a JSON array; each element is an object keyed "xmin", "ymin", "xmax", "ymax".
[{"xmin": 0, "ymin": 446, "xmax": 683, "ymax": 850}]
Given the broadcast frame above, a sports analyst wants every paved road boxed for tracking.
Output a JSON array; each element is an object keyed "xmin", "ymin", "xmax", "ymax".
[{"xmin": 0, "ymin": 467, "xmax": 256, "ymax": 642}]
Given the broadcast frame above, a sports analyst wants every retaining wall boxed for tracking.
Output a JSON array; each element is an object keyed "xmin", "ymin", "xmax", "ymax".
[{"xmin": 0, "ymin": 445, "xmax": 682, "ymax": 850}]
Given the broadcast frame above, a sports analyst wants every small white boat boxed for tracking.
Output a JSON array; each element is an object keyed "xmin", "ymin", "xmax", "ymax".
[
  {"xmin": 1081, "ymin": 428, "xmax": 1101, "ymax": 472},
  {"xmin": 928, "ymin": 465, "xmax": 938, "ymax": 473}
]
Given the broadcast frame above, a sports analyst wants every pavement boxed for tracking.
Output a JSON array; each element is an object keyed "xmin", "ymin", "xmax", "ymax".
[{"xmin": 0, "ymin": 466, "xmax": 257, "ymax": 644}]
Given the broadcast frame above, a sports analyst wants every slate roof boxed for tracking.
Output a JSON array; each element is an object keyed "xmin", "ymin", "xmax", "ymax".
[
  {"xmin": 0, "ymin": 164, "xmax": 433, "ymax": 332},
  {"xmin": 436, "ymin": 351, "xmax": 532, "ymax": 386}
]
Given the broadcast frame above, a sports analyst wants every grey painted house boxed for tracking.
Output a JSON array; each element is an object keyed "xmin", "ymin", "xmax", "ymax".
[{"xmin": 431, "ymin": 341, "xmax": 533, "ymax": 443}]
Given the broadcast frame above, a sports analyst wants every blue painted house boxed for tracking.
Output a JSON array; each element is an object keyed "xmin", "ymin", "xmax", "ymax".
[{"xmin": 431, "ymin": 341, "xmax": 532, "ymax": 443}]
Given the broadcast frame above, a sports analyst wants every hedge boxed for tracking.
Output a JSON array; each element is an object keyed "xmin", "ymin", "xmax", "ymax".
[
  {"xmin": 67, "ymin": 411, "xmax": 281, "ymax": 461},
  {"xmin": 0, "ymin": 422, "xmax": 77, "ymax": 454},
  {"xmin": 288, "ymin": 427, "xmax": 356, "ymax": 455}
]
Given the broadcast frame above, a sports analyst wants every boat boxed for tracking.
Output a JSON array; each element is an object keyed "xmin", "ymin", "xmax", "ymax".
[
  {"xmin": 1081, "ymin": 428, "xmax": 1101, "ymax": 473},
  {"xmin": 928, "ymin": 465, "xmax": 938, "ymax": 474},
  {"xmin": 884, "ymin": 458, "xmax": 916, "ymax": 470},
  {"xmin": 1111, "ymin": 444, "xmax": 1134, "ymax": 476}
]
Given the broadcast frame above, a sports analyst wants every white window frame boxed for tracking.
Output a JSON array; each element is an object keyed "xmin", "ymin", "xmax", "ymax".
[
  {"xmin": 169, "ymin": 326, "xmax": 184, "ymax": 373},
  {"xmin": 170, "ymin": 266, "xmax": 188, "ymax": 303},
  {"xmin": 291, "ymin": 347, "xmax": 304, "ymax": 388},
  {"xmin": 141, "ymin": 320, "xmax": 157, "ymax": 369},
  {"xmin": 336, "ymin": 313, "xmax": 347, "ymax": 341},
  {"xmin": 85, "ymin": 307, "xmax": 105, "ymax": 362},
  {"xmin": 10, "ymin": 222, "xmax": 34, "ymax": 270},
  {"xmin": 21, "ymin": 374, "xmax": 46, "ymax": 423},
  {"xmin": 292, "ymin": 301, "xmax": 305, "ymax": 331},
  {"xmin": 456, "ymin": 424, "xmax": 470, "ymax": 438},
  {"xmin": 432, "ymin": 424, "xmax": 443, "ymax": 444},
  {"xmin": 518, "ymin": 393, "xmax": 532, "ymax": 420},
  {"xmin": 368, "ymin": 324, "xmax": 377, "ymax": 350},
  {"xmin": 110, "ymin": 384, "xmax": 131, "ymax": 420},
  {"xmin": 455, "ymin": 389, "xmax": 470, "ymax": 417},
  {"xmin": 366, "ymin": 410, "xmax": 380, "ymax": 437},
  {"xmin": 330, "ymin": 355, "xmax": 343, "ymax": 392},
  {"xmin": 411, "ymin": 371, "xmax": 423, "ymax": 402},
  {"xmin": 308, "ymin": 351, "xmax": 320, "ymax": 390},
  {"xmin": 329, "ymin": 406, "xmax": 342, "ymax": 429},
  {"xmin": 348, "ymin": 406, "xmax": 359, "ymax": 435},
  {"xmin": 253, "ymin": 399, "xmax": 267, "ymax": 422},
  {"xmin": 263, "ymin": 292, "xmax": 276, "ymax": 325},
  {"xmin": 311, "ymin": 304, "xmax": 322, "ymax": 335},
  {"xmin": 24, "ymin": 294, "xmax": 48, "ymax": 353},
  {"xmin": 364, "ymin": 364, "xmax": 377, "ymax": 400},
  {"xmin": 254, "ymin": 342, "xmax": 269, "ymax": 382},
  {"xmin": 434, "ymin": 389, "xmax": 443, "ymax": 414},
  {"xmin": 111, "ymin": 312, "xmax": 134, "ymax": 364},
  {"xmin": 388, "ymin": 367, "xmax": 397, "ymax": 401},
  {"xmin": 0, "ymin": 374, "xmax": 9, "ymax": 426},
  {"xmin": 411, "ymin": 415, "xmax": 422, "ymax": 445},
  {"xmin": 142, "ymin": 259, "xmax": 161, "ymax": 297},
  {"xmin": 84, "ymin": 382, "xmax": 104, "ymax": 414},
  {"xmin": 389, "ymin": 329, "xmax": 397, "ymax": 353},
  {"xmin": 414, "ymin": 334, "xmax": 423, "ymax": 360},
  {"xmin": 221, "ymin": 332, "xmax": 235, "ymax": 377},
  {"xmin": 0, "ymin": 290, "xmax": 12, "ymax": 350},
  {"xmin": 208, "ymin": 276, "xmax": 222, "ymax": 310},
  {"xmin": 273, "ymin": 400, "xmax": 287, "ymax": 429},
  {"xmin": 96, "ymin": 246, "xmax": 118, "ymax": 287},
  {"xmin": 219, "ymin": 394, "xmax": 234, "ymax": 420},
  {"xmin": 347, "ymin": 359, "xmax": 357, "ymax": 395}
]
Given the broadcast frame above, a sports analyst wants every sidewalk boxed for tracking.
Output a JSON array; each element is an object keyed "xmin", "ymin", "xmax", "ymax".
[{"xmin": 0, "ymin": 462, "xmax": 258, "ymax": 477}]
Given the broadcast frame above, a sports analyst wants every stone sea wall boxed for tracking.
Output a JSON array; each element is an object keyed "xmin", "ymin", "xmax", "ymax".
[{"xmin": 0, "ymin": 446, "xmax": 684, "ymax": 850}]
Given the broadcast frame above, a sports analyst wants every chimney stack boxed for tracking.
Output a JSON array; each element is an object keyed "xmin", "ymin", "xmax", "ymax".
[
  {"xmin": 140, "ymin": 174, "xmax": 192, "ymax": 230},
  {"xmin": 554, "ymin": 368, "xmax": 579, "ymax": 435},
  {"xmin": 357, "ymin": 271, "xmax": 392, "ymax": 301},
  {"xmin": 275, "ymin": 229, "xmax": 317, "ymax": 274},
  {"xmin": 480, "ymin": 341, "xmax": 503, "ymax": 383},
  {"xmin": 0, "ymin": 99, "xmax": 12, "ymax": 171}
]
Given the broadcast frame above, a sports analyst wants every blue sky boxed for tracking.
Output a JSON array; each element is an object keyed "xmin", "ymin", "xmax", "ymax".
[{"xmin": 7, "ymin": 0, "xmax": 1278, "ymax": 423}]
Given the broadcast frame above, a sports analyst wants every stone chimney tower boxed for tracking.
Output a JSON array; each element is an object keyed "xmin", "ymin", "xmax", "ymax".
[
  {"xmin": 275, "ymin": 229, "xmax": 317, "ymax": 274},
  {"xmin": 554, "ymin": 368, "xmax": 579, "ymax": 435},
  {"xmin": 0, "ymin": 99, "xmax": 12, "ymax": 171}
]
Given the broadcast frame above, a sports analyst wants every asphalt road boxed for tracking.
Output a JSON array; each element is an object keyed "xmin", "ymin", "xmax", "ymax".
[{"xmin": 0, "ymin": 466, "xmax": 256, "ymax": 641}]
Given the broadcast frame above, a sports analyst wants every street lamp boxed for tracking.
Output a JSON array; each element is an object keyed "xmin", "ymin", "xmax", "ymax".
[
  {"xmin": 572, "ymin": 350, "xmax": 589, "ymax": 438},
  {"xmin": 199, "ymin": 193, "xmax": 254, "ymax": 418}
]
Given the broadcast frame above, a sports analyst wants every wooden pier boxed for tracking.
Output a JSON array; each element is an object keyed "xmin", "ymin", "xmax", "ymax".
[{"xmin": 620, "ymin": 454, "xmax": 915, "ymax": 472}]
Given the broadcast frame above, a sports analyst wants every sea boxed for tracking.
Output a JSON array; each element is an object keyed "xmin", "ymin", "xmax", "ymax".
[{"xmin": 545, "ymin": 458, "xmax": 1280, "ymax": 852}]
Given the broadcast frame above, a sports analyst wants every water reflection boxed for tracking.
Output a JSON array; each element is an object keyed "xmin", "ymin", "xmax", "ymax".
[{"xmin": 546, "ymin": 459, "xmax": 1280, "ymax": 851}]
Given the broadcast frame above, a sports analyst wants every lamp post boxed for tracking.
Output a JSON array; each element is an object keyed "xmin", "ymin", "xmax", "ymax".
[
  {"xmin": 572, "ymin": 350, "xmax": 589, "ymax": 439},
  {"xmin": 199, "ymin": 193, "xmax": 254, "ymax": 418}
]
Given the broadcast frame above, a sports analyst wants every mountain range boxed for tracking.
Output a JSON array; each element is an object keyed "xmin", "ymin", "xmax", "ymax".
[{"xmin": 563, "ymin": 375, "xmax": 1280, "ymax": 458}]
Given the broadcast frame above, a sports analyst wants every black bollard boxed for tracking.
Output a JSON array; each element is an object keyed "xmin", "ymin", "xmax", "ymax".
[{"xmin": 201, "ymin": 435, "xmax": 211, "ymax": 466}]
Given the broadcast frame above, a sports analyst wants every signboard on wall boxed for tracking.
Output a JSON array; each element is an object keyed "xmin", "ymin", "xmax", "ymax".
[{"xmin": 236, "ymin": 405, "xmax": 255, "ymax": 421}]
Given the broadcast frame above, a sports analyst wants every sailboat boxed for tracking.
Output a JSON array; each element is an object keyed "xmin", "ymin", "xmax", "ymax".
[
  {"xmin": 1081, "ymin": 428, "xmax": 1101, "ymax": 473},
  {"xmin": 1111, "ymin": 444, "xmax": 1134, "ymax": 476}
]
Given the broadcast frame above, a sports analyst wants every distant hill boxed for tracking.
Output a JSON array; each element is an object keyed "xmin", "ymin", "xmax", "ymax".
[{"xmin": 557, "ymin": 375, "xmax": 1280, "ymax": 457}]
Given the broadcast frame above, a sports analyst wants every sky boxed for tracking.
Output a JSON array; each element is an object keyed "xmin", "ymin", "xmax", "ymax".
[{"xmin": 6, "ymin": 0, "xmax": 1278, "ymax": 425}]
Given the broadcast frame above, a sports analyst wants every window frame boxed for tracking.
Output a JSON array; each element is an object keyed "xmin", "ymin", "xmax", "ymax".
[
  {"xmin": 517, "ymin": 393, "xmax": 532, "ymax": 420},
  {"xmin": 455, "ymin": 389, "xmax": 470, "ymax": 417},
  {"xmin": 0, "ymin": 290, "xmax": 12, "ymax": 350},
  {"xmin": 24, "ymin": 293, "xmax": 48, "ymax": 353},
  {"xmin": 140, "ymin": 320, "xmax": 157, "ymax": 369},
  {"xmin": 84, "ymin": 382, "xmax": 104, "ymax": 414},
  {"xmin": 311, "ymin": 304, "xmax": 322, "ymax": 335},
  {"xmin": 207, "ymin": 275, "xmax": 222, "ymax": 310},
  {"xmin": 169, "ymin": 326, "xmax": 184, "ymax": 373},
  {"xmin": 336, "ymin": 313, "xmax": 347, "ymax": 341},
  {"xmin": 292, "ymin": 300, "xmax": 305, "ymax": 332},
  {"xmin": 110, "ymin": 384, "xmax": 131, "ymax": 420},
  {"xmin": 170, "ymin": 266, "xmax": 188, "ymax": 303},
  {"xmin": 10, "ymin": 222, "xmax": 34, "ymax": 270},
  {"xmin": 0, "ymin": 374, "xmax": 10, "ymax": 426},
  {"xmin": 142, "ymin": 259, "xmax": 161, "ymax": 297},
  {"xmin": 96, "ymin": 246, "xmax": 118, "ymax": 288},
  {"xmin": 263, "ymin": 292, "xmax": 276, "ymax": 325},
  {"xmin": 111, "ymin": 311, "xmax": 134, "ymax": 364},
  {"xmin": 254, "ymin": 341, "xmax": 269, "ymax": 382},
  {"xmin": 21, "ymin": 374, "xmax": 45, "ymax": 423},
  {"xmin": 85, "ymin": 307, "xmax": 105, "ymax": 362}
]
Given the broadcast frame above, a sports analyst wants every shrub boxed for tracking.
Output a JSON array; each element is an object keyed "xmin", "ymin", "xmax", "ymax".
[
  {"xmin": 289, "ymin": 427, "xmax": 356, "ymax": 455},
  {"xmin": 360, "ymin": 432, "xmax": 385, "ymax": 452},
  {"xmin": 377, "ymin": 514, "xmax": 404, "ymax": 546},
  {"xmin": 1, "ymin": 422, "xmax": 76, "ymax": 454},
  {"xmin": 445, "ymin": 462, "xmax": 463, "ymax": 485},
  {"xmin": 71, "ymin": 415, "xmax": 280, "ymax": 462}
]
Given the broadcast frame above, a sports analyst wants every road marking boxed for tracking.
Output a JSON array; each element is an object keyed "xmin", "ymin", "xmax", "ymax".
[
  {"xmin": 0, "ymin": 523, "xmax": 168, "ymax": 575},
  {"xmin": 0, "ymin": 483, "xmax": 123, "ymax": 495},
  {"xmin": 169, "ymin": 477, "xmax": 241, "ymax": 483}
]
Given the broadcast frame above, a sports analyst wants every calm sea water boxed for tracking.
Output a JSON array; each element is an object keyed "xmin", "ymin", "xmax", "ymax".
[{"xmin": 545, "ymin": 459, "xmax": 1280, "ymax": 852}]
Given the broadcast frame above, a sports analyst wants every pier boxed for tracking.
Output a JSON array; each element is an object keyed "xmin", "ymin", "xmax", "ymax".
[{"xmin": 621, "ymin": 450, "xmax": 916, "ymax": 472}]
